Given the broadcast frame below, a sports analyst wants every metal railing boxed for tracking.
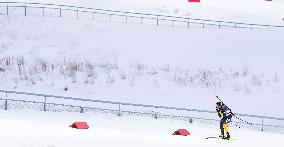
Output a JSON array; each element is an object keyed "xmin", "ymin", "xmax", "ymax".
[
  {"xmin": 0, "ymin": 89, "xmax": 284, "ymax": 133},
  {"xmin": 1, "ymin": 1, "xmax": 284, "ymax": 29}
]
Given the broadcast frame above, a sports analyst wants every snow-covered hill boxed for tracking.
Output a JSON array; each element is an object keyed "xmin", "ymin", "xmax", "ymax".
[
  {"xmin": 1, "ymin": 1, "xmax": 284, "ymax": 146},
  {"xmin": 1, "ymin": 16, "xmax": 284, "ymax": 117}
]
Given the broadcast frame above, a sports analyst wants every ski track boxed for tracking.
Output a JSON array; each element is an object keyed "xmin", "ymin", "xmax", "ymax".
[{"xmin": 1, "ymin": 109, "xmax": 284, "ymax": 147}]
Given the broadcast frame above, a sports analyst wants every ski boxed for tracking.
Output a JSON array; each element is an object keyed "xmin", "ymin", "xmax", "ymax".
[
  {"xmin": 206, "ymin": 136, "xmax": 236, "ymax": 140},
  {"xmin": 205, "ymin": 136, "xmax": 218, "ymax": 139}
]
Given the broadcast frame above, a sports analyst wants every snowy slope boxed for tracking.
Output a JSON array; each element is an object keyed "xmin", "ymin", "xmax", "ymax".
[
  {"xmin": 1, "ymin": 109, "xmax": 284, "ymax": 147},
  {"xmin": 1, "ymin": 16, "xmax": 284, "ymax": 118},
  {"xmin": 0, "ymin": 0, "xmax": 284, "ymax": 135},
  {"xmin": 1, "ymin": 0, "xmax": 284, "ymax": 146}
]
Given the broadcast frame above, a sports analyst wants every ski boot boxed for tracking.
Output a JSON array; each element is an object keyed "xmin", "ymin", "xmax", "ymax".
[{"xmin": 222, "ymin": 132, "xmax": 230, "ymax": 140}]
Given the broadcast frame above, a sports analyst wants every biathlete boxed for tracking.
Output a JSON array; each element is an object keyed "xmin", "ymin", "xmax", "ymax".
[{"xmin": 216, "ymin": 101, "xmax": 233, "ymax": 140}]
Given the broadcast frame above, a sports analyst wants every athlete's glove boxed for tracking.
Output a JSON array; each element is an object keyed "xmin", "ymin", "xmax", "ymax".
[
  {"xmin": 216, "ymin": 108, "xmax": 220, "ymax": 112},
  {"xmin": 218, "ymin": 112, "xmax": 222, "ymax": 118}
]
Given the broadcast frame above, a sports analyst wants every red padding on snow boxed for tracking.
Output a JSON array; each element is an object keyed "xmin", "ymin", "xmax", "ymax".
[
  {"xmin": 70, "ymin": 122, "xmax": 89, "ymax": 129},
  {"xmin": 172, "ymin": 129, "xmax": 190, "ymax": 136},
  {"xmin": 188, "ymin": 0, "xmax": 200, "ymax": 3}
]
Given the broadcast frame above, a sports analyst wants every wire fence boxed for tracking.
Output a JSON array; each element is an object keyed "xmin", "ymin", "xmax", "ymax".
[
  {"xmin": 1, "ymin": 1, "xmax": 284, "ymax": 29},
  {"xmin": 0, "ymin": 89, "xmax": 284, "ymax": 134}
]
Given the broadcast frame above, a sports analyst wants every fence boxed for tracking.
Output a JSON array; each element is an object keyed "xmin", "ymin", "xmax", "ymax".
[
  {"xmin": 1, "ymin": 1, "xmax": 284, "ymax": 29},
  {"xmin": 0, "ymin": 89, "xmax": 284, "ymax": 134}
]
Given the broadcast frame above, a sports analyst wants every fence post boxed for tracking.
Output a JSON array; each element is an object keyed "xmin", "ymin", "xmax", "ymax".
[
  {"xmin": 261, "ymin": 119, "xmax": 264, "ymax": 131},
  {"xmin": 234, "ymin": 23, "xmax": 237, "ymax": 28},
  {"xmin": 4, "ymin": 92, "xmax": 8, "ymax": 110},
  {"xmin": 156, "ymin": 15, "xmax": 159, "ymax": 26},
  {"xmin": 6, "ymin": 5, "xmax": 9, "ymax": 15},
  {"xmin": 5, "ymin": 100, "xmax": 8, "ymax": 110},
  {"xmin": 43, "ymin": 96, "xmax": 47, "ymax": 111},
  {"xmin": 42, "ymin": 7, "xmax": 45, "ymax": 16},
  {"xmin": 92, "ymin": 12, "xmax": 95, "ymax": 21},
  {"xmin": 140, "ymin": 17, "xmax": 143, "ymax": 24},
  {"xmin": 59, "ymin": 6, "xmax": 62, "ymax": 17},
  {"xmin": 189, "ymin": 117, "xmax": 193, "ymax": 123},
  {"xmin": 24, "ymin": 6, "xmax": 27, "ymax": 16},
  {"xmin": 202, "ymin": 21, "xmax": 205, "ymax": 28},
  {"xmin": 76, "ymin": 9, "xmax": 79, "ymax": 20},
  {"xmin": 125, "ymin": 16, "xmax": 128, "ymax": 23},
  {"xmin": 80, "ymin": 107, "xmax": 84, "ymax": 113},
  {"xmin": 187, "ymin": 19, "xmax": 190, "ymax": 28},
  {"xmin": 118, "ymin": 104, "xmax": 122, "ymax": 116},
  {"xmin": 218, "ymin": 21, "xmax": 221, "ymax": 28}
]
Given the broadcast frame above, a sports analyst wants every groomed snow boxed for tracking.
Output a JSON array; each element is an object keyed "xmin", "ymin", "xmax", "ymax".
[
  {"xmin": 0, "ymin": 0, "xmax": 284, "ymax": 146},
  {"xmin": 1, "ymin": 109, "xmax": 284, "ymax": 147}
]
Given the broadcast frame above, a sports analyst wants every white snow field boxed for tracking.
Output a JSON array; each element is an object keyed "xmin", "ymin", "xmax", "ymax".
[
  {"xmin": 0, "ymin": 16, "xmax": 284, "ymax": 117},
  {"xmin": 1, "ymin": 109, "xmax": 284, "ymax": 147},
  {"xmin": 1, "ymin": 0, "xmax": 284, "ymax": 146}
]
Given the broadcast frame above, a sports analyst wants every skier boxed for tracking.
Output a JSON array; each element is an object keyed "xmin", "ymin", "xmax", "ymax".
[{"xmin": 216, "ymin": 101, "xmax": 233, "ymax": 139}]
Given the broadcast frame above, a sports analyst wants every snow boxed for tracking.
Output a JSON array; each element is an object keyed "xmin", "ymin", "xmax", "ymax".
[
  {"xmin": 1, "ymin": 109, "xmax": 284, "ymax": 147},
  {"xmin": 1, "ymin": 16, "xmax": 283, "ymax": 117},
  {"xmin": 6, "ymin": 0, "xmax": 284, "ymax": 25},
  {"xmin": 0, "ymin": 0, "xmax": 284, "ymax": 146}
]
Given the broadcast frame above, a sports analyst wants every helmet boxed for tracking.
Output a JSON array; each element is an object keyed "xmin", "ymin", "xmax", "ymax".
[{"xmin": 216, "ymin": 102, "xmax": 222, "ymax": 106}]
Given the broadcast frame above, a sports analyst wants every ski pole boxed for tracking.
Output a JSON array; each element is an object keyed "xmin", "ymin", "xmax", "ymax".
[
  {"xmin": 231, "ymin": 121, "xmax": 241, "ymax": 129},
  {"xmin": 234, "ymin": 115, "xmax": 253, "ymax": 126},
  {"xmin": 216, "ymin": 96, "xmax": 225, "ymax": 105}
]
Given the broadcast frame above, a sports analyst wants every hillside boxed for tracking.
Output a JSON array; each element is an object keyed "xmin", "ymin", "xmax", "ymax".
[
  {"xmin": 1, "ymin": 0, "xmax": 284, "ymax": 146},
  {"xmin": 1, "ymin": 16, "xmax": 284, "ymax": 117}
]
